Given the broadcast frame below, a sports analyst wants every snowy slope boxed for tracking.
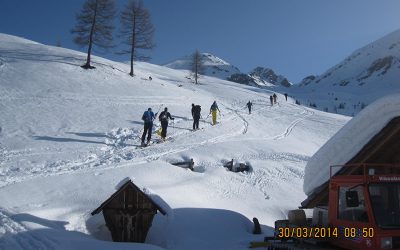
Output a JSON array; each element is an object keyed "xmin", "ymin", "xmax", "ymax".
[
  {"xmin": 291, "ymin": 29, "xmax": 400, "ymax": 116},
  {"xmin": 304, "ymin": 93, "xmax": 400, "ymax": 196},
  {"xmin": 0, "ymin": 34, "xmax": 349, "ymax": 249},
  {"xmin": 164, "ymin": 52, "xmax": 240, "ymax": 80}
]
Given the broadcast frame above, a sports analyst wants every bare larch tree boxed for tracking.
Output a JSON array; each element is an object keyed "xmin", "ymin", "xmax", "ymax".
[
  {"xmin": 71, "ymin": 0, "xmax": 116, "ymax": 69},
  {"xmin": 119, "ymin": 0, "xmax": 155, "ymax": 76},
  {"xmin": 191, "ymin": 50, "xmax": 205, "ymax": 84}
]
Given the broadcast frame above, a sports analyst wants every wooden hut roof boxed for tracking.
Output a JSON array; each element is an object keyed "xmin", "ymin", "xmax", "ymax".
[{"xmin": 91, "ymin": 179, "xmax": 167, "ymax": 216}]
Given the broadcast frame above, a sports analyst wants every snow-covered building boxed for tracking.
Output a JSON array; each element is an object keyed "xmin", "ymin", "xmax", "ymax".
[
  {"xmin": 91, "ymin": 179, "xmax": 167, "ymax": 243},
  {"xmin": 302, "ymin": 94, "xmax": 400, "ymax": 208}
]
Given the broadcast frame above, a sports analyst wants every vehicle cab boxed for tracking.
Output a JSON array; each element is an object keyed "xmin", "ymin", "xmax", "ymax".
[{"xmin": 329, "ymin": 164, "xmax": 400, "ymax": 250}]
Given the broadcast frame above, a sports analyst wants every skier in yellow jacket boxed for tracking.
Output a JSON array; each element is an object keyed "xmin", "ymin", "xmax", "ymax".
[{"xmin": 209, "ymin": 101, "xmax": 220, "ymax": 125}]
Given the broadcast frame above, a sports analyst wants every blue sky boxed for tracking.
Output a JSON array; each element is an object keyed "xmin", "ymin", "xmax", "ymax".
[{"xmin": 1, "ymin": 0, "xmax": 400, "ymax": 83}]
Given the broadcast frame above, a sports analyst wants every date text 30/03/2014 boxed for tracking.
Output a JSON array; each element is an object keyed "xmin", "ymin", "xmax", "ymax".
[{"xmin": 276, "ymin": 227, "xmax": 374, "ymax": 238}]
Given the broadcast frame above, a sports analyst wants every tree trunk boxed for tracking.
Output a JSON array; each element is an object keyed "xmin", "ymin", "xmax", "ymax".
[
  {"xmin": 129, "ymin": 16, "xmax": 136, "ymax": 77},
  {"xmin": 82, "ymin": 0, "xmax": 98, "ymax": 69},
  {"xmin": 195, "ymin": 54, "xmax": 198, "ymax": 84}
]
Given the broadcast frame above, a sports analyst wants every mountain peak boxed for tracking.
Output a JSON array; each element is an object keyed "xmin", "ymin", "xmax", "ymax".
[
  {"xmin": 249, "ymin": 66, "xmax": 292, "ymax": 87},
  {"xmin": 164, "ymin": 52, "xmax": 240, "ymax": 80}
]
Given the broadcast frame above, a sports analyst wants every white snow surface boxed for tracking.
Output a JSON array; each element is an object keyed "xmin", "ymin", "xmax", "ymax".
[
  {"xmin": 0, "ymin": 34, "xmax": 349, "ymax": 249},
  {"xmin": 304, "ymin": 93, "xmax": 400, "ymax": 196}
]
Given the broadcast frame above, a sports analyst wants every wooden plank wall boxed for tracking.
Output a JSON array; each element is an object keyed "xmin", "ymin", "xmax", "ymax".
[{"xmin": 102, "ymin": 186, "xmax": 158, "ymax": 242}]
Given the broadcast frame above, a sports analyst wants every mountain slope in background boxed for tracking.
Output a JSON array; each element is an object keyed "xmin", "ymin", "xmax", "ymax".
[
  {"xmin": 164, "ymin": 52, "xmax": 241, "ymax": 80},
  {"xmin": 292, "ymin": 28, "xmax": 400, "ymax": 116},
  {"xmin": 165, "ymin": 53, "xmax": 292, "ymax": 88},
  {"xmin": 249, "ymin": 67, "xmax": 292, "ymax": 87}
]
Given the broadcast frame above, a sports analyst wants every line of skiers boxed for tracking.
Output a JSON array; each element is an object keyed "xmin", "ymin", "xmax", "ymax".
[
  {"xmin": 140, "ymin": 107, "xmax": 175, "ymax": 146},
  {"xmin": 248, "ymin": 93, "xmax": 289, "ymax": 113},
  {"xmin": 140, "ymin": 101, "xmax": 221, "ymax": 146},
  {"xmin": 269, "ymin": 93, "xmax": 288, "ymax": 106},
  {"xmin": 140, "ymin": 93, "xmax": 290, "ymax": 146}
]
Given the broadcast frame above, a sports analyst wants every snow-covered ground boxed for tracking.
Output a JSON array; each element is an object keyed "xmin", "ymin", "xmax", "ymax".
[{"xmin": 0, "ymin": 34, "xmax": 349, "ymax": 249}]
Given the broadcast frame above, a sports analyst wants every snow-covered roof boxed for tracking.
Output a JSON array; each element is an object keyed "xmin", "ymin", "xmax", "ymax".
[
  {"xmin": 303, "ymin": 93, "xmax": 400, "ymax": 196},
  {"xmin": 92, "ymin": 178, "xmax": 170, "ymax": 216}
]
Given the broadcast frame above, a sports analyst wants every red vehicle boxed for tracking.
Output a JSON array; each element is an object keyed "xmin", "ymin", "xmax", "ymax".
[{"xmin": 271, "ymin": 164, "xmax": 400, "ymax": 250}]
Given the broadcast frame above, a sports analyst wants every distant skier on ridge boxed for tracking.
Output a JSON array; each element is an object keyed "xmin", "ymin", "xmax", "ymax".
[{"xmin": 246, "ymin": 101, "xmax": 253, "ymax": 114}]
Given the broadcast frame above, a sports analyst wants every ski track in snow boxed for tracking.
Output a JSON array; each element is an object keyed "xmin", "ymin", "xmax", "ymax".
[
  {"xmin": 221, "ymin": 104, "xmax": 249, "ymax": 135},
  {"xmin": 273, "ymin": 106, "xmax": 314, "ymax": 140},
  {"xmin": 203, "ymin": 152, "xmax": 307, "ymax": 202},
  {"xmin": 0, "ymin": 100, "xmax": 316, "ymax": 188}
]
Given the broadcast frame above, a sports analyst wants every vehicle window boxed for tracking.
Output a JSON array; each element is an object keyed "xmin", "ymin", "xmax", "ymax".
[
  {"xmin": 369, "ymin": 183, "xmax": 400, "ymax": 228},
  {"xmin": 338, "ymin": 186, "xmax": 368, "ymax": 222}
]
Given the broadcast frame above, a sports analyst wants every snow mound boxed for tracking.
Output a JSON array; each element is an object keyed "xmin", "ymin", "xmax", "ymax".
[
  {"xmin": 0, "ymin": 207, "xmax": 164, "ymax": 250},
  {"xmin": 143, "ymin": 188, "xmax": 173, "ymax": 218},
  {"xmin": 0, "ymin": 33, "xmax": 41, "ymax": 45},
  {"xmin": 106, "ymin": 128, "xmax": 138, "ymax": 147},
  {"xmin": 304, "ymin": 93, "xmax": 400, "ymax": 196}
]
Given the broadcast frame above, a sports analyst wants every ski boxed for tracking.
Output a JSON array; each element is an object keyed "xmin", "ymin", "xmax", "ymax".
[
  {"xmin": 155, "ymin": 137, "xmax": 174, "ymax": 144},
  {"xmin": 138, "ymin": 137, "xmax": 174, "ymax": 147},
  {"xmin": 191, "ymin": 128, "xmax": 204, "ymax": 132}
]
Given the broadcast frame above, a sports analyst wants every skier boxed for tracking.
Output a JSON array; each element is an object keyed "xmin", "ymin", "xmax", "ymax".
[
  {"xmin": 209, "ymin": 101, "xmax": 220, "ymax": 125},
  {"xmin": 269, "ymin": 95, "xmax": 274, "ymax": 106},
  {"xmin": 284, "ymin": 93, "xmax": 288, "ymax": 101},
  {"xmin": 141, "ymin": 108, "xmax": 155, "ymax": 146},
  {"xmin": 246, "ymin": 101, "xmax": 253, "ymax": 114},
  {"xmin": 273, "ymin": 93, "xmax": 277, "ymax": 104},
  {"xmin": 191, "ymin": 103, "xmax": 202, "ymax": 130},
  {"xmin": 158, "ymin": 107, "xmax": 174, "ymax": 141}
]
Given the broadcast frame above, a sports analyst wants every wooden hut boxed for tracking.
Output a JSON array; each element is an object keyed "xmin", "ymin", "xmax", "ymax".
[{"xmin": 91, "ymin": 179, "xmax": 167, "ymax": 243}]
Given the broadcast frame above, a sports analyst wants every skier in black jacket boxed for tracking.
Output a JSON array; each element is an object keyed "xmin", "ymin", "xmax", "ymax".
[
  {"xmin": 158, "ymin": 107, "xmax": 174, "ymax": 140},
  {"xmin": 246, "ymin": 101, "xmax": 253, "ymax": 114},
  {"xmin": 191, "ymin": 104, "xmax": 201, "ymax": 130}
]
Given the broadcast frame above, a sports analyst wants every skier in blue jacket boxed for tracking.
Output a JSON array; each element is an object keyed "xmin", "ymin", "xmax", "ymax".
[{"xmin": 141, "ymin": 108, "xmax": 155, "ymax": 146}]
